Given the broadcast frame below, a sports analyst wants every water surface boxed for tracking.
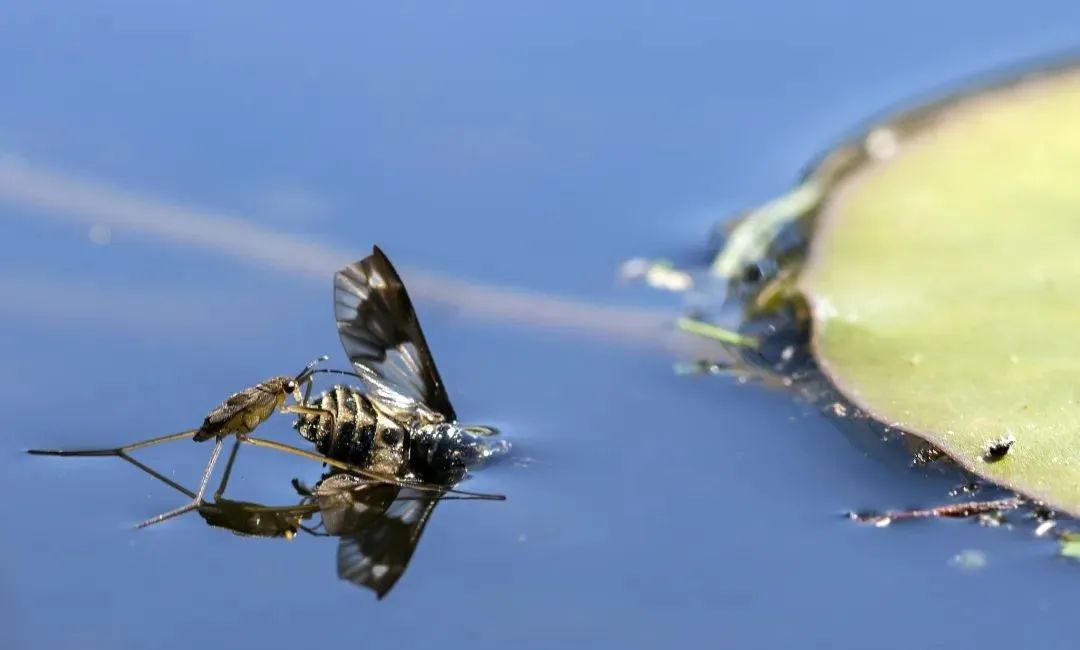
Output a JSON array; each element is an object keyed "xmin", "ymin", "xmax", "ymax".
[{"xmin": 3, "ymin": 3, "xmax": 1080, "ymax": 649}]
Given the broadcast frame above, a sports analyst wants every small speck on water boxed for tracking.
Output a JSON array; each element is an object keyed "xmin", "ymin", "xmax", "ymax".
[
  {"xmin": 949, "ymin": 549, "xmax": 987, "ymax": 571},
  {"xmin": 830, "ymin": 403, "xmax": 848, "ymax": 417},
  {"xmin": 88, "ymin": 223, "xmax": 112, "ymax": 245},
  {"xmin": 1035, "ymin": 521, "xmax": 1057, "ymax": 537}
]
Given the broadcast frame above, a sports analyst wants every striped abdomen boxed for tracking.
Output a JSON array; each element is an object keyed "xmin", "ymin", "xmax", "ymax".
[{"xmin": 293, "ymin": 385, "xmax": 409, "ymax": 476}]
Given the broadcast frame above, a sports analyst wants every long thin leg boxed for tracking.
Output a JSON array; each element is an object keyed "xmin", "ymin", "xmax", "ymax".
[
  {"xmin": 215, "ymin": 439, "xmax": 242, "ymax": 500},
  {"xmin": 28, "ymin": 430, "xmax": 199, "ymax": 498},
  {"xmin": 27, "ymin": 429, "xmax": 197, "ymax": 457},
  {"xmin": 242, "ymin": 437, "xmax": 505, "ymax": 501},
  {"xmin": 121, "ymin": 455, "xmax": 196, "ymax": 499},
  {"xmin": 136, "ymin": 438, "xmax": 225, "ymax": 529}
]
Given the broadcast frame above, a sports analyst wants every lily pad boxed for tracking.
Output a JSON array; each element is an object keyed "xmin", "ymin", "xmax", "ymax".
[
  {"xmin": 1060, "ymin": 533, "xmax": 1080, "ymax": 559},
  {"xmin": 718, "ymin": 60, "xmax": 1080, "ymax": 516}
]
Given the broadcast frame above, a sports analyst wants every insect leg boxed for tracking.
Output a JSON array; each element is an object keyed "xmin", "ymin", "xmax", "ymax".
[
  {"xmin": 27, "ymin": 429, "xmax": 198, "ymax": 457},
  {"xmin": 121, "ymin": 454, "xmax": 197, "ymax": 499},
  {"xmin": 28, "ymin": 429, "xmax": 200, "ymax": 498},
  {"xmin": 214, "ymin": 439, "xmax": 243, "ymax": 501},
  {"xmin": 279, "ymin": 403, "xmax": 337, "ymax": 431},
  {"xmin": 135, "ymin": 437, "xmax": 225, "ymax": 529}
]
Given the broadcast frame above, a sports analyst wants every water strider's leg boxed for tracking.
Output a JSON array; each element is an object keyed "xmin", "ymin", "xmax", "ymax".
[
  {"xmin": 280, "ymin": 403, "xmax": 336, "ymax": 430},
  {"xmin": 122, "ymin": 455, "xmax": 196, "ymax": 500},
  {"xmin": 28, "ymin": 429, "xmax": 199, "ymax": 498},
  {"xmin": 27, "ymin": 429, "xmax": 198, "ymax": 457},
  {"xmin": 214, "ymin": 439, "xmax": 243, "ymax": 501},
  {"xmin": 241, "ymin": 436, "xmax": 505, "ymax": 501},
  {"xmin": 135, "ymin": 438, "xmax": 225, "ymax": 529}
]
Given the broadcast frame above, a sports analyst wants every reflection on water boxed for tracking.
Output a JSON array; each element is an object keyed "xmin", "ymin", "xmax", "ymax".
[
  {"xmin": 205, "ymin": 472, "xmax": 505, "ymax": 598},
  {"xmin": 121, "ymin": 437, "xmax": 511, "ymax": 598}
]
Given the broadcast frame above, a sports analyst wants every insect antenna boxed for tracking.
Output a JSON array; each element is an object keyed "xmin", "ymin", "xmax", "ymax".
[
  {"xmin": 308, "ymin": 368, "xmax": 365, "ymax": 381},
  {"xmin": 294, "ymin": 355, "xmax": 330, "ymax": 384}
]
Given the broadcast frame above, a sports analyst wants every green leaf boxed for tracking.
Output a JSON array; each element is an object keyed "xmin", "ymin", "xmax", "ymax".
[
  {"xmin": 1060, "ymin": 533, "xmax": 1080, "ymax": 560},
  {"xmin": 793, "ymin": 63, "xmax": 1080, "ymax": 515}
]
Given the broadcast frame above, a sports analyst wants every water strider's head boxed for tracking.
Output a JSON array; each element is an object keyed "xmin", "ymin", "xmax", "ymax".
[
  {"xmin": 286, "ymin": 355, "xmax": 330, "ymax": 402},
  {"xmin": 249, "ymin": 355, "xmax": 330, "ymax": 409}
]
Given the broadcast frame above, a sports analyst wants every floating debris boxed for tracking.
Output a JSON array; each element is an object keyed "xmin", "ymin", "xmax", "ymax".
[
  {"xmin": 674, "ymin": 360, "xmax": 736, "ymax": 376},
  {"xmin": 911, "ymin": 443, "xmax": 947, "ymax": 467},
  {"xmin": 676, "ymin": 317, "xmax": 759, "ymax": 348},
  {"xmin": 948, "ymin": 549, "xmax": 987, "ymax": 571},
  {"xmin": 850, "ymin": 497, "xmax": 1024, "ymax": 526},
  {"xmin": 1035, "ymin": 520, "xmax": 1057, "ymax": 537},
  {"xmin": 619, "ymin": 257, "xmax": 693, "ymax": 291},
  {"xmin": 948, "ymin": 482, "xmax": 982, "ymax": 497},
  {"xmin": 983, "ymin": 433, "xmax": 1016, "ymax": 463},
  {"xmin": 88, "ymin": 223, "xmax": 112, "ymax": 245}
]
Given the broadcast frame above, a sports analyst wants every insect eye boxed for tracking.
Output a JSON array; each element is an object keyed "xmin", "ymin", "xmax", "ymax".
[{"xmin": 284, "ymin": 380, "xmax": 296, "ymax": 393}]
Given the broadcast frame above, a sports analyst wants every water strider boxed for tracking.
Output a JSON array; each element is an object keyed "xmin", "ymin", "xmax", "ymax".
[{"xmin": 29, "ymin": 246, "xmax": 509, "ymax": 532}]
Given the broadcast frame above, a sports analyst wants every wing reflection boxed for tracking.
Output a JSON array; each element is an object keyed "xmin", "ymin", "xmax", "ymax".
[{"xmin": 191, "ymin": 472, "xmax": 469, "ymax": 598}]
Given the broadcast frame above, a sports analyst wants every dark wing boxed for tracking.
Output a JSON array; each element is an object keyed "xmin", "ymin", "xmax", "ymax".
[
  {"xmin": 333, "ymin": 487, "xmax": 443, "ymax": 599},
  {"xmin": 334, "ymin": 246, "xmax": 456, "ymax": 420}
]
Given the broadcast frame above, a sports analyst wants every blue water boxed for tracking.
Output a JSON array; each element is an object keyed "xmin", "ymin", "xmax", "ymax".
[{"xmin": 3, "ymin": 3, "xmax": 1079, "ymax": 649}]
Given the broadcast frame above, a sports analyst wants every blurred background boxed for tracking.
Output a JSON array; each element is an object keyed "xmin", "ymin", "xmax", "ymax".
[{"xmin": 2, "ymin": 3, "xmax": 1079, "ymax": 649}]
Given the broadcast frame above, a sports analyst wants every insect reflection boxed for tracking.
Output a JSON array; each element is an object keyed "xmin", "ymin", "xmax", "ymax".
[
  {"xmin": 29, "ymin": 246, "xmax": 510, "ymax": 597},
  {"xmin": 126, "ymin": 432, "xmax": 506, "ymax": 598}
]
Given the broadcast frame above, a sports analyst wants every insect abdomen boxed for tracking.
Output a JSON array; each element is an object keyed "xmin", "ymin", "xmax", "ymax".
[{"xmin": 294, "ymin": 385, "xmax": 377, "ymax": 465}]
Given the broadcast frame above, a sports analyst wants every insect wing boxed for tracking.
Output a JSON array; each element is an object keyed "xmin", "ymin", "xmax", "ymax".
[
  {"xmin": 316, "ymin": 478, "xmax": 399, "ymax": 534},
  {"xmin": 320, "ymin": 484, "xmax": 443, "ymax": 598},
  {"xmin": 334, "ymin": 246, "xmax": 456, "ymax": 420}
]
